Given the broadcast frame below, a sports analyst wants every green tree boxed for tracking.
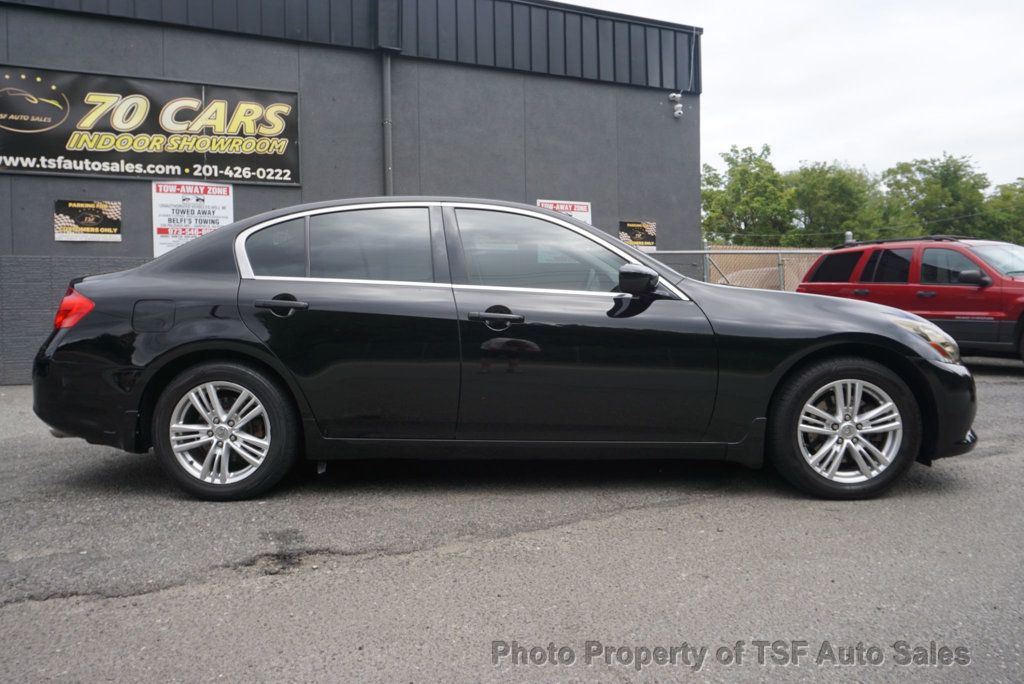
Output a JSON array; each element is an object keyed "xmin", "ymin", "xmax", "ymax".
[
  {"xmin": 879, "ymin": 154, "xmax": 989, "ymax": 237},
  {"xmin": 983, "ymin": 179, "xmax": 1024, "ymax": 244},
  {"xmin": 781, "ymin": 162, "xmax": 883, "ymax": 247},
  {"xmin": 702, "ymin": 145, "xmax": 794, "ymax": 245}
]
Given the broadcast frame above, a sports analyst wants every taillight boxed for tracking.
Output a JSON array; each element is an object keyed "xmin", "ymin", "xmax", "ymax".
[{"xmin": 53, "ymin": 288, "xmax": 95, "ymax": 329}]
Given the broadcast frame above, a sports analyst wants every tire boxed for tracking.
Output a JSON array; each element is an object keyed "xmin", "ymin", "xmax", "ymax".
[
  {"xmin": 152, "ymin": 362, "xmax": 300, "ymax": 500},
  {"xmin": 767, "ymin": 356, "xmax": 921, "ymax": 500}
]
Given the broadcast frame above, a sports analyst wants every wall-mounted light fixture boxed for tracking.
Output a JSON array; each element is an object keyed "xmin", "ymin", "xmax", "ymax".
[{"xmin": 668, "ymin": 92, "xmax": 684, "ymax": 119}]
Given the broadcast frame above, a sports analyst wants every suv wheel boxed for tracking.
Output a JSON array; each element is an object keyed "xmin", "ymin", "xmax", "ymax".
[
  {"xmin": 768, "ymin": 357, "xmax": 921, "ymax": 499},
  {"xmin": 153, "ymin": 362, "xmax": 299, "ymax": 500}
]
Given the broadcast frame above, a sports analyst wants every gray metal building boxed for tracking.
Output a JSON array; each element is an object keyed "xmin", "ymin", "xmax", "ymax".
[{"xmin": 0, "ymin": 0, "xmax": 703, "ymax": 384}]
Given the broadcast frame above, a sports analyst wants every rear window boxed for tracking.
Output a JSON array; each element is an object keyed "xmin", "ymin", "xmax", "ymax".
[
  {"xmin": 860, "ymin": 248, "xmax": 912, "ymax": 283},
  {"xmin": 808, "ymin": 251, "xmax": 863, "ymax": 282}
]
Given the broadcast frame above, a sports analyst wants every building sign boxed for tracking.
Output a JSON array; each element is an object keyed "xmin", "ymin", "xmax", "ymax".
[
  {"xmin": 537, "ymin": 199, "xmax": 592, "ymax": 225},
  {"xmin": 53, "ymin": 199, "xmax": 122, "ymax": 242},
  {"xmin": 152, "ymin": 181, "xmax": 234, "ymax": 257},
  {"xmin": 619, "ymin": 220, "xmax": 657, "ymax": 252},
  {"xmin": 0, "ymin": 65, "xmax": 298, "ymax": 185}
]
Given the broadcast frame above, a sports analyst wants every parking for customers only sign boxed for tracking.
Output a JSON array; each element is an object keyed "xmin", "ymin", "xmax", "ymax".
[{"xmin": 151, "ymin": 181, "xmax": 234, "ymax": 257}]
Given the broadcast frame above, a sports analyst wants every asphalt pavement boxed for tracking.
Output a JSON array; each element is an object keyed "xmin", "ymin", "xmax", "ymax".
[{"xmin": 0, "ymin": 357, "xmax": 1022, "ymax": 682}]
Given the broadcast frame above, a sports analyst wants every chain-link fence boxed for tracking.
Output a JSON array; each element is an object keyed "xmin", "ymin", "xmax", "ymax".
[{"xmin": 652, "ymin": 246, "xmax": 827, "ymax": 291}]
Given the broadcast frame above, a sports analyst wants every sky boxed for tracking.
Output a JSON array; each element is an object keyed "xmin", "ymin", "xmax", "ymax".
[{"xmin": 562, "ymin": 0, "xmax": 1024, "ymax": 187}]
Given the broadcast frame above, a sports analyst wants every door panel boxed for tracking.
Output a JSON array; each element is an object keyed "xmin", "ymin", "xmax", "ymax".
[
  {"xmin": 453, "ymin": 287, "xmax": 718, "ymax": 441},
  {"xmin": 855, "ymin": 247, "xmax": 917, "ymax": 311},
  {"xmin": 240, "ymin": 279, "xmax": 460, "ymax": 438},
  {"xmin": 911, "ymin": 247, "xmax": 1004, "ymax": 344},
  {"xmin": 236, "ymin": 205, "xmax": 459, "ymax": 439}
]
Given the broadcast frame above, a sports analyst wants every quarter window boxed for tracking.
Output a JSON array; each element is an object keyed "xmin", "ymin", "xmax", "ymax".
[
  {"xmin": 456, "ymin": 209, "xmax": 626, "ymax": 292},
  {"xmin": 860, "ymin": 248, "xmax": 912, "ymax": 283},
  {"xmin": 309, "ymin": 208, "xmax": 433, "ymax": 282},
  {"xmin": 921, "ymin": 248, "xmax": 981, "ymax": 284},
  {"xmin": 245, "ymin": 218, "xmax": 306, "ymax": 277}
]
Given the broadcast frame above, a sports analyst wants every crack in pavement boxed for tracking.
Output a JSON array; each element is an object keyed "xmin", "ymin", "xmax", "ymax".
[{"xmin": 0, "ymin": 489, "xmax": 722, "ymax": 610}]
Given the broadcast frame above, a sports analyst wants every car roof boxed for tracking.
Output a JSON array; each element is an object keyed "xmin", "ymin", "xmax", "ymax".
[
  {"xmin": 143, "ymin": 195, "xmax": 682, "ymax": 281},
  {"xmin": 829, "ymin": 236, "xmax": 1014, "ymax": 252},
  {"xmin": 232, "ymin": 195, "xmax": 581, "ymax": 225},
  {"xmin": 207, "ymin": 195, "xmax": 614, "ymax": 242}
]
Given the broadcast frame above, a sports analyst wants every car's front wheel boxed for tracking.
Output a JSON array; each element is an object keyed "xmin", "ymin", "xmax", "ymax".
[
  {"xmin": 767, "ymin": 356, "xmax": 921, "ymax": 499},
  {"xmin": 152, "ymin": 362, "xmax": 299, "ymax": 500}
]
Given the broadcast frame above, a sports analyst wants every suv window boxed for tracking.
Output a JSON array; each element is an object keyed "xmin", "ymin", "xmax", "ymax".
[
  {"xmin": 921, "ymin": 248, "xmax": 980, "ymax": 284},
  {"xmin": 860, "ymin": 248, "xmax": 912, "ymax": 283},
  {"xmin": 246, "ymin": 218, "xmax": 306, "ymax": 277},
  {"xmin": 808, "ymin": 251, "xmax": 862, "ymax": 282},
  {"xmin": 309, "ymin": 208, "xmax": 433, "ymax": 282},
  {"xmin": 456, "ymin": 209, "xmax": 625, "ymax": 292}
]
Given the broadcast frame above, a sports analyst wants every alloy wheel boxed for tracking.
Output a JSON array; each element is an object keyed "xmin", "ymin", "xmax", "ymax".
[
  {"xmin": 796, "ymin": 379, "xmax": 903, "ymax": 484},
  {"xmin": 168, "ymin": 381, "xmax": 271, "ymax": 485}
]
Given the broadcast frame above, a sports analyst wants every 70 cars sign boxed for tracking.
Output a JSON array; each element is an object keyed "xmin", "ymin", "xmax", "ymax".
[{"xmin": 0, "ymin": 65, "xmax": 299, "ymax": 185}]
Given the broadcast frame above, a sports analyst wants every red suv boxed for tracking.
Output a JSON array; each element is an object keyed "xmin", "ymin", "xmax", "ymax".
[{"xmin": 798, "ymin": 236, "xmax": 1024, "ymax": 360}]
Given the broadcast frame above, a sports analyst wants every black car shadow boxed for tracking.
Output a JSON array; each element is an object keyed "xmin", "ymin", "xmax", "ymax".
[
  {"xmin": 56, "ymin": 436, "xmax": 966, "ymax": 499},
  {"xmin": 61, "ymin": 450, "xmax": 795, "ymax": 499},
  {"xmin": 61, "ymin": 450, "xmax": 964, "ymax": 502},
  {"xmin": 285, "ymin": 457, "xmax": 793, "ymax": 497},
  {"xmin": 290, "ymin": 457, "xmax": 962, "ymax": 500}
]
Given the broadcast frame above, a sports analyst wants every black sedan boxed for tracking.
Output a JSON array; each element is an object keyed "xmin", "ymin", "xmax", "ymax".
[{"xmin": 33, "ymin": 197, "xmax": 977, "ymax": 500}]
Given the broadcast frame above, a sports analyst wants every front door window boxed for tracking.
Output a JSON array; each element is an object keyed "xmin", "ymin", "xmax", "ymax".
[{"xmin": 455, "ymin": 209, "xmax": 625, "ymax": 292}]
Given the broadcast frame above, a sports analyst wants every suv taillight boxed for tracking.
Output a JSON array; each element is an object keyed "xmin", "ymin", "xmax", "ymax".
[{"xmin": 53, "ymin": 288, "xmax": 95, "ymax": 329}]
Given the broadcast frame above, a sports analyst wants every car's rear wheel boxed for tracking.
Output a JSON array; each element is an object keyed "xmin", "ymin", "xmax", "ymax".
[
  {"xmin": 153, "ymin": 362, "xmax": 299, "ymax": 500},
  {"xmin": 767, "ymin": 357, "xmax": 921, "ymax": 499}
]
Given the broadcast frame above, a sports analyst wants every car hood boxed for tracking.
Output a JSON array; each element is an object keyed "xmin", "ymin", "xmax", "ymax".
[{"xmin": 679, "ymin": 279, "xmax": 930, "ymax": 344}]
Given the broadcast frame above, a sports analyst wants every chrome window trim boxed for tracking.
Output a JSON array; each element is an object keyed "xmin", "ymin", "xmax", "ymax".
[
  {"xmin": 242, "ymin": 276, "xmax": 631, "ymax": 298},
  {"xmin": 444, "ymin": 202, "xmax": 688, "ymax": 301},
  {"xmin": 452, "ymin": 283, "xmax": 631, "ymax": 298},
  {"xmin": 234, "ymin": 201, "xmax": 440, "ymax": 279},
  {"xmin": 246, "ymin": 275, "xmax": 450, "ymax": 288},
  {"xmin": 234, "ymin": 199, "xmax": 688, "ymax": 301}
]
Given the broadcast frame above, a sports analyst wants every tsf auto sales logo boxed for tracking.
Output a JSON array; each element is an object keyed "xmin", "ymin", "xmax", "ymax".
[
  {"xmin": 0, "ymin": 70, "xmax": 70, "ymax": 133},
  {"xmin": 0, "ymin": 64, "xmax": 300, "ymax": 185}
]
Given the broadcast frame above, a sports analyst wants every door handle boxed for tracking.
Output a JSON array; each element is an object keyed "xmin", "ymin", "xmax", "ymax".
[
  {"xmin": 254, "ymin": 299, "xmax": 309, "ymax": 311},
  {"xmin": 468, "ymin": 311, "xmax": 525, "ymax": 324},
  {"xmin": 916, "ymin": 290, "xmax": 937, "ymax": 298},
  {"xmin": 852, "ymin": 288, "xmax": 870, "ymax": 296}
]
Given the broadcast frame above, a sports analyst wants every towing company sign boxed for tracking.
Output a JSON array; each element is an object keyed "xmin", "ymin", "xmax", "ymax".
[
  {"xmin": 152, "ymin": 181, "xmax": 234, "ymax": 258},
  {"xmin": 0, "ymin": 65, "xmax": 298, "ymax": 185}
]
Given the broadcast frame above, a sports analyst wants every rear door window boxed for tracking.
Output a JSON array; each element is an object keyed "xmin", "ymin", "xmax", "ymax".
[
  {"xmin": 245, "ymin": 218, "xmax": 307, "ymax": 277},
  {"xmin": 860, "ymin": 248, "xmax": 912, "ymax": 283},
  {"xmin": 808, "ymin": 251, "xmax": 863, "ymax": 282},
  {"xmin": 309, "ymin": 208, "xmax": 433, "ymax": 283}
]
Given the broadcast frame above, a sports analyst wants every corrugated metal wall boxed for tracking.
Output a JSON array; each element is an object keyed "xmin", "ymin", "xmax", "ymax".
[
  {"xmin": 0, "ymin": 0, "xmax": 701, "ymax": 92},
  {"xmin": 399, "ymin": 0, "xmax": 700, "ymax": 92}
]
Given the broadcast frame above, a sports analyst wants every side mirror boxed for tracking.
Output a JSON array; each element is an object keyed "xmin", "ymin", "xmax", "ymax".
[
  {"xmin": 957, "ymin": 269, "xmax": 992, "ymax": 287},
  {"xmin": 618, "ymin": 263, "xmax": 660, "ymax": 296}
]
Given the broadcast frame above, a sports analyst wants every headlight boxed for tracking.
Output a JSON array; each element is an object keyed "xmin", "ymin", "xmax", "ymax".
[{"xmin": 888, "ymin": 316, "xmax": 960, "ymax": 364}]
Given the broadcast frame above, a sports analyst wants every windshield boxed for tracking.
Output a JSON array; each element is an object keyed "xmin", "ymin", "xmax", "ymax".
[{"xmin": 971, "ymin": 243, "xmax": 1024, "ymax": 275}]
